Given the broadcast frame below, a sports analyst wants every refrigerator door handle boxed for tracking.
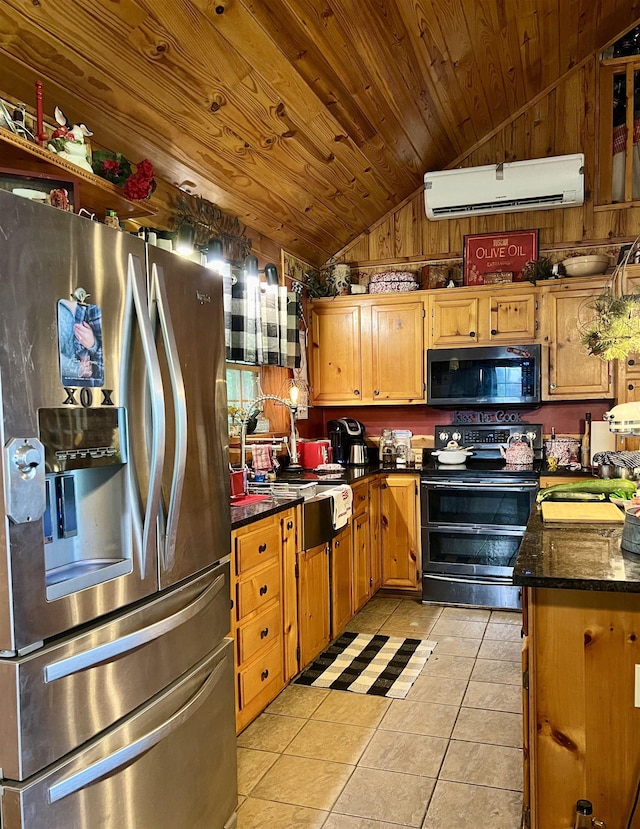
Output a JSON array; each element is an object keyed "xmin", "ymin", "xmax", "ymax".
[
  {"xmin": 151, "ymin": 263, "xmax": 187, "ymax": 571},
  {"xmin": 48, "ymin": 651, "xmax": 226, "ymax": 804},
  {"xmin": 43, "ymin": 571, "xmax": 226, "ymax": 683},
  {"xmin": 126, "ymin": 254, "xmax": 165, "ymax": 577}
]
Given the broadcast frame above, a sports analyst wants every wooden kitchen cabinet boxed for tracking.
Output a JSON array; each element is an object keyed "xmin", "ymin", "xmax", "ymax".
[
  {"xmin": 429, "ymin": 286, "xmax": 537, "ymax": 347},
  {"xmin": 369, "ymin": 475, "xmax": 382, "ymax": 594},
  {"xmin": 539, "ymin": 277, "xmax": 613, "ymax": 400},
  {"xmin": 330, "ymin": 524, "xmax": 353, "ymax": 637},
  {"xmin": 310, "ymin": 295, "xmax": 425, "ymax": 406},
  {"xmin": 232, "ymin": 511, "xmax": 287, "ymax": 733},
  {"xmin": 524, "ymin": 586, "xmax": 640, "ymax": 829},
  {"xmin": 297, "ymin": 541, "xmax": 331, "ymax": 667},
  {"xmin": 380, "ymin": 474, "xmax": 420, "ymax": 590}
]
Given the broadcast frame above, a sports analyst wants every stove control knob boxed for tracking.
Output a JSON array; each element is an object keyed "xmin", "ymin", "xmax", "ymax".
[
  {"xmin": 438, "ymin": 431, "xmax": 449, "ymax": 442},
  {"xmin": 452, "ymin": 431, "xmax": 461, "ymax": 442},
  {"xmin": 14, "ymin": 443, "xmax": 42, "ymax": 477}
]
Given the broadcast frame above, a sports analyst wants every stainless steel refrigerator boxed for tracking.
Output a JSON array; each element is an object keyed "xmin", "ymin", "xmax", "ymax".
[{"xmin": 0, "ymin": 190, "xmax": 237, "ymax": 829}]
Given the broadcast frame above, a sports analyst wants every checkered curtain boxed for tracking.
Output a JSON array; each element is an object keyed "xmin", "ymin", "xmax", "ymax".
[
  {"xmin": 612, "ymin": 119, "xmax": 640, "ymax": 201},
  {"xmin": 223, "ymin": 276, "xmax": 300, "ymax": 368}
]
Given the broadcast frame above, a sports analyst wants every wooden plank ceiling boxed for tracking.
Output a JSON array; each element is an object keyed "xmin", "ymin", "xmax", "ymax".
[{"xmin": 0, "ymin": 0, "xmax": 639, "ymax": 265}]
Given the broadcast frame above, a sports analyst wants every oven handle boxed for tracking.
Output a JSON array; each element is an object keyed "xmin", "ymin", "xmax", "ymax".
[
  {"xmin": 424, "ymin": 572, "xmax": 514, "ymax": 586},
  {"xmin": 421, "ymin": 481, "xmax": 537, "ymax": 491}
]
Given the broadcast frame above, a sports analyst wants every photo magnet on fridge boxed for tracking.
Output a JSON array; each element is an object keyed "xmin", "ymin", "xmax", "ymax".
[{"xmin": 57, "ymin": 295, "xmax": 104, "ymax": 387}]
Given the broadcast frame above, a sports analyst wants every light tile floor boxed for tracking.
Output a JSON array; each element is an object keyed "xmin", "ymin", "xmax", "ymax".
[{"xmin": 235, "ymin": 598, "xmax": 524, "ymax": 829}]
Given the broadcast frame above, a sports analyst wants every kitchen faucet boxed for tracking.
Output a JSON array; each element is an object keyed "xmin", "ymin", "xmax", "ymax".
[{"xmin": 240, "ymin": 391, "xmax": 301, "ymax": 471}]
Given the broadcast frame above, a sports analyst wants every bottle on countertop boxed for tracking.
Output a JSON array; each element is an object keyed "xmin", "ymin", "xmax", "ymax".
[
  {"xmin": 581, "ymin": 412, "xmax": 592, "ymax": 469},
  {"xmin": 104, "ymin": 208, "xmax": 120, "ymax": 229},
  {"xmin": 379, "ymin": 429, "xmax": 397, "ymax": 467}
]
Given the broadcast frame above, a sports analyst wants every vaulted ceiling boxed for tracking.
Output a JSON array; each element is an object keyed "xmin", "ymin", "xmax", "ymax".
[{"xmin": 1, "ymin": 1, "xmax": 639, "ymax": 265}]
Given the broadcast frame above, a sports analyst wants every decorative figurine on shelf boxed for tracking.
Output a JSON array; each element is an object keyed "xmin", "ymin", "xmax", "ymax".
[{"xmin": 47, "ymin": 107, "xmax": 94, "ymax": 173}]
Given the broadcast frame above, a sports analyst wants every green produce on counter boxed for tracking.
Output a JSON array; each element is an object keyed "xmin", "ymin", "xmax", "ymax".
[
  {"xmin": 542, "ymin": 491, "xmax": 606, "ymax": 502},
  {"xmin": 536, "ymin": 478, "xmax": 637, "ymax": 503}
]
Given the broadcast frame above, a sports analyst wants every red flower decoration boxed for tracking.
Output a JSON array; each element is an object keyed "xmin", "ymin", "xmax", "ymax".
[{"xmin": 123, "ymin": 159, "xmax": 156, "ymax": 201}]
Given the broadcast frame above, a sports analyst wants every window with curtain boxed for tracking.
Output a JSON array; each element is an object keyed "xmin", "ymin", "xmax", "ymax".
[
  {"xmin": 600, "ymin": 25, "xmax": 640, "ymax": 204},
  {"xmin": 223, "ymin": 272, "xmax": 301, "ymax": 368}
]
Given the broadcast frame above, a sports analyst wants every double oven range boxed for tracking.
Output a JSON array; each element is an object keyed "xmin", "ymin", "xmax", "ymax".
[{"xmin": 421, "ymin": 423, "xmax": 543, "ymax": 610}]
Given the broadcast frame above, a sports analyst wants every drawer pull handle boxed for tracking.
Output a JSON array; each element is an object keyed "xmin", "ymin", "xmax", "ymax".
[
  {"xmin": 258, "ymin": 543, "xmax": 267, "ymax": 553},
  {"xmin": 287, "ymin": 520, "xmax": 293, "ymax": 530},
  {"xmin": 259, "ymin": 585, "xmax": 268, "ymax": 596},
  {"xmin": 261, "ymin": 669, "xmax": 269, "ymax": 681},
  {"xmin": 260, "ymin": 627, "xmax": 269, "ymax": 638}
]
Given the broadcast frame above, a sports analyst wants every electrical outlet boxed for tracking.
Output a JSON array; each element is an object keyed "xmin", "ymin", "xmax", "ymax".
[{"xmin": 635, "ymin": 665, "xmax": 640, "ymax": 708}]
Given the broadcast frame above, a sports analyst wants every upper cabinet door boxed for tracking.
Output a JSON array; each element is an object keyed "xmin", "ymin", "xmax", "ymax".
[
  {"xmin": 430, "ymin": 295, "xmax": 479, "ymax": 347},
  {"xmin": 488, "ymin": 291, "xmax": 537, "ymax": 342},
  {"xmin": 542, "ymin": 281, "xmax": 613, "ymax": 400},
  {"xmin": 367, "ymin": 301, "xmax": 425, "ymax": 402},
  {"xmin": 310, "ymin": 304, "xmax": 362, "ymax": 404}
]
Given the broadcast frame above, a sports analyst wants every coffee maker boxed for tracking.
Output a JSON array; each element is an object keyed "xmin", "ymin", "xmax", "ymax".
[{"xmin": 327, "ymin": 418, "xmax": 369, "ymax": 466}]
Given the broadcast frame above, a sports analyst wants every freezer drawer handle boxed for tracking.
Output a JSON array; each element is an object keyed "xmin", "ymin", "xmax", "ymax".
[
  {"xmin": 151, "ymin": 263, "xmax": 187, "ymax": 572},
  {"xmin": 425, "ymin": 572, "xmax": 513, "ymax": 587},
  {"xmin": 48, "ymin": 650, "xmax": 226, "ymax": 804},
  {"xmin": 44, "ymin": 572, "xmax": 226, "ymax": 683}
]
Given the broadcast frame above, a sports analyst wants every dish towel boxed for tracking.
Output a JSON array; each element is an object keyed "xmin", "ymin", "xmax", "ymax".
[
  {"xmin": 251, "ymin": 445, "xmax": 273, "ymax": 471},
  {"xmin": 328, "ymin": 485, "xmax": 353, "ymax": 530}
]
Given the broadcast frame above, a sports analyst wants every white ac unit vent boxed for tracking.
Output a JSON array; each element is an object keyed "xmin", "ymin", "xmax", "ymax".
[{"xmin": 423, "ymin": 153, "xmax": 584, "ymax": 221}]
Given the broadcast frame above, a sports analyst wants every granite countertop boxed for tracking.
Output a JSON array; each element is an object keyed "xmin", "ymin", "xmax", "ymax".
[
  {"xmin": 230, "ymin": 495, "xmax": 304, "ymax": 530},
  {"xmin": 230, "ymin": 464, "xmax": 420, "ymax": 529},
  {"xmin": 513, "ymin": 507, "xmax": 640, "ymax": 592}
]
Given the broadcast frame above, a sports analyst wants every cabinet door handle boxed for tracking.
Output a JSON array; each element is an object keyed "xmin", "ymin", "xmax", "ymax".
[
  {"xmin": 630, "ymin": 384, "xmax": 635, "ymax": 391},
  {"xmin": 258, "ymin": 543, "xmax": 267, "ymax": 553},
  {"xmin": 374, "ymin": 389, "xmax": 380, "ymax": 395},
  {"xmin": 354, "ymin": 389, "xmax": 360, "ymax": 396},
  {"xmin": 335, "ymin": 540, "xmax": 340, "ymax": 548},
  {"xmin": 550, "ymin": 383, "xmax": 556, "ymax": 390},
  {"xmin": 259, "ymin": 585, "xmax": 268, "ymax": 595},
  {"xmin": 261, "ymin": 669, "xmax": 269, "ymax": 681},
  {"xmin": 469, "ymin": 331, "xmax": 476, "ymax": 338},
  {"xmin": 490, "ymin": 329, "xmax": 497, "ymax": 335},
  {"xmin": 286, "ymin": 520, "xmax": 293, "ymax": 530},
  {"xmin": 260, "ymin": 627, "xmax": 269, "ymax": 639},
  {"xmin": 630, "ymin": 359, "xmax": 636, "ymax": 366}
]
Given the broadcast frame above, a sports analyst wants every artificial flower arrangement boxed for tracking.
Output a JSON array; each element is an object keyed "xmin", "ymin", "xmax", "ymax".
[{"xmin": 92, "ymin": 151, "xmax": 156, "ymax": 200}]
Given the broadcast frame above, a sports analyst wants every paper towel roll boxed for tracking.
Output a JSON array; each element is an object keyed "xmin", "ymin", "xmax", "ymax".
[{"xmin": 590, "ymin": 421, "xmax": 616, "ymax": 463}]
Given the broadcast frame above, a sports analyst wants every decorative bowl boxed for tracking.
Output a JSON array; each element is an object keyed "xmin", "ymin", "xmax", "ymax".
[{"xmin": 562, "ymin": 254, "xmax": 609, "ymax": 277}]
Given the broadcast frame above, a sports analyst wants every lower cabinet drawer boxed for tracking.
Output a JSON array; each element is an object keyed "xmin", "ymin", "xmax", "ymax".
[
  {"xmin": 238, "ymin": 639, "xmax": 283, "ymax": 709},
  {"xmin": 236, "ymin": 560, "xmax": 281, "ymax": 620},
  {"xmin": 237, "ymin": 602, "xmax": 281, "ymax": 664}
]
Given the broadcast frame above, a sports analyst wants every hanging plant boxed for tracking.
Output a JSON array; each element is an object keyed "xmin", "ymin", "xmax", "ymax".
[{"xmin": 579, "ymin": 236, "xmax": 640, "ymax": 361}]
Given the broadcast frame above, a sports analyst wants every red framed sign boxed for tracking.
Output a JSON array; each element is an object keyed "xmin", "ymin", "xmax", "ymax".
[{"xmin": 463, "ymin": 229, "xmax": 538, "ymax": 286}]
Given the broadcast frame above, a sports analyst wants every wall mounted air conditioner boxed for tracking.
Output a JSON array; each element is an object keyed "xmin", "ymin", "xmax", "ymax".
[{"xmin": 423, "ymin": 153, "xmax": 584, "ymax": 221}]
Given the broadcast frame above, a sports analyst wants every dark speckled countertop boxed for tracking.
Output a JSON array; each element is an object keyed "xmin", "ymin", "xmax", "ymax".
[
  {"xmin": 229, "ymin": 464, "xmax": 420, "ymax": 530},
  {"xmin": 513, "ymin": 507, "xmax": 640, "ymax": 592}
]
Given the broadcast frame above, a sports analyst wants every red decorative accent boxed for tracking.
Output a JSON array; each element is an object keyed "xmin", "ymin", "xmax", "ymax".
[
  {"xmin": 35, "ymin": 81, "xmax": 47, "ymax": 146},
  {"xmin": 463, "ymin": 229, "xmax": 539, "ymax": 285}
]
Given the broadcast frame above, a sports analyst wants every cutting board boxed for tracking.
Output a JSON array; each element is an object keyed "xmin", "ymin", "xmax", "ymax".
[{"xmin": 541, "ymin": 501, "xmax": 625, "ymax": 523}]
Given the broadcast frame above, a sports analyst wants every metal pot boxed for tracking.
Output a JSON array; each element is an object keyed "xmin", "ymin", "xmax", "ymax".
[{"xmin": 595, "ymin": 464, "xmax": 640, "ymax": 481}]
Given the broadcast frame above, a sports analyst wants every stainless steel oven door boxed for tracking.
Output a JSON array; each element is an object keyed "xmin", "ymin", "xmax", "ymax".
[{"xmin": 421, "ymin": 480, "xmax": 536, "ymax": 579}]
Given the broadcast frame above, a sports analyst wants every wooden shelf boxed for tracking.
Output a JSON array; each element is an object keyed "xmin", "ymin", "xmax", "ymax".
[{"xmin": 0, "ymin": 129, "xmax": 156, "ymax": 220}]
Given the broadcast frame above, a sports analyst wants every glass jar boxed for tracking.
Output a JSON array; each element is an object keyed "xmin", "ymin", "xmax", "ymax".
[{"xmin": 379, "ymin": 429, "xmax": 397, "ymax": 467}]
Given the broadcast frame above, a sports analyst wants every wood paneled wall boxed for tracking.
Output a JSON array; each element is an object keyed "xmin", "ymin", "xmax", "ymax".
[{"xmin": 336, "ymin": 56, "xmax": 640, "ymax": 266}]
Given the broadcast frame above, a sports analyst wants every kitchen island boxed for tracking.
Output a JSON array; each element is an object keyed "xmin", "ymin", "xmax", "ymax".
[{"xmin": 513, "ymin": 509, "xmax": 640, "ymax": 829}]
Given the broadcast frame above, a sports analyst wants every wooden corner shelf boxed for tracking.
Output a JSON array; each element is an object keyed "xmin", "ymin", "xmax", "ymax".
[{"xmin": 0, "ymin": 130, "xmax": 156, "ymax": 220}]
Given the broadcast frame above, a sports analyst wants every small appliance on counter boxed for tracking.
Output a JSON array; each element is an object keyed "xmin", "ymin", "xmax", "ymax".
[
  {"xmin": 298, "ymin": 440, "xmax": 332, "ymax": 469},
  {"xmin": 328, "ymin": 418, "xmax": 369, "ymax": 466}
]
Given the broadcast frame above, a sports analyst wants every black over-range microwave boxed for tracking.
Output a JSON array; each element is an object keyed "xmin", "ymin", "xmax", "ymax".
[{"xmin": 427, "ymin": 344, "xmax": 541, "ymax": 407}]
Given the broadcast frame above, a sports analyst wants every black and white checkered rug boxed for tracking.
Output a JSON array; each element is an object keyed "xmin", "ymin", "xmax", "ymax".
[{"xmin": 295, "ymin": 631, "xmax": 437, "ymax": 699}]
